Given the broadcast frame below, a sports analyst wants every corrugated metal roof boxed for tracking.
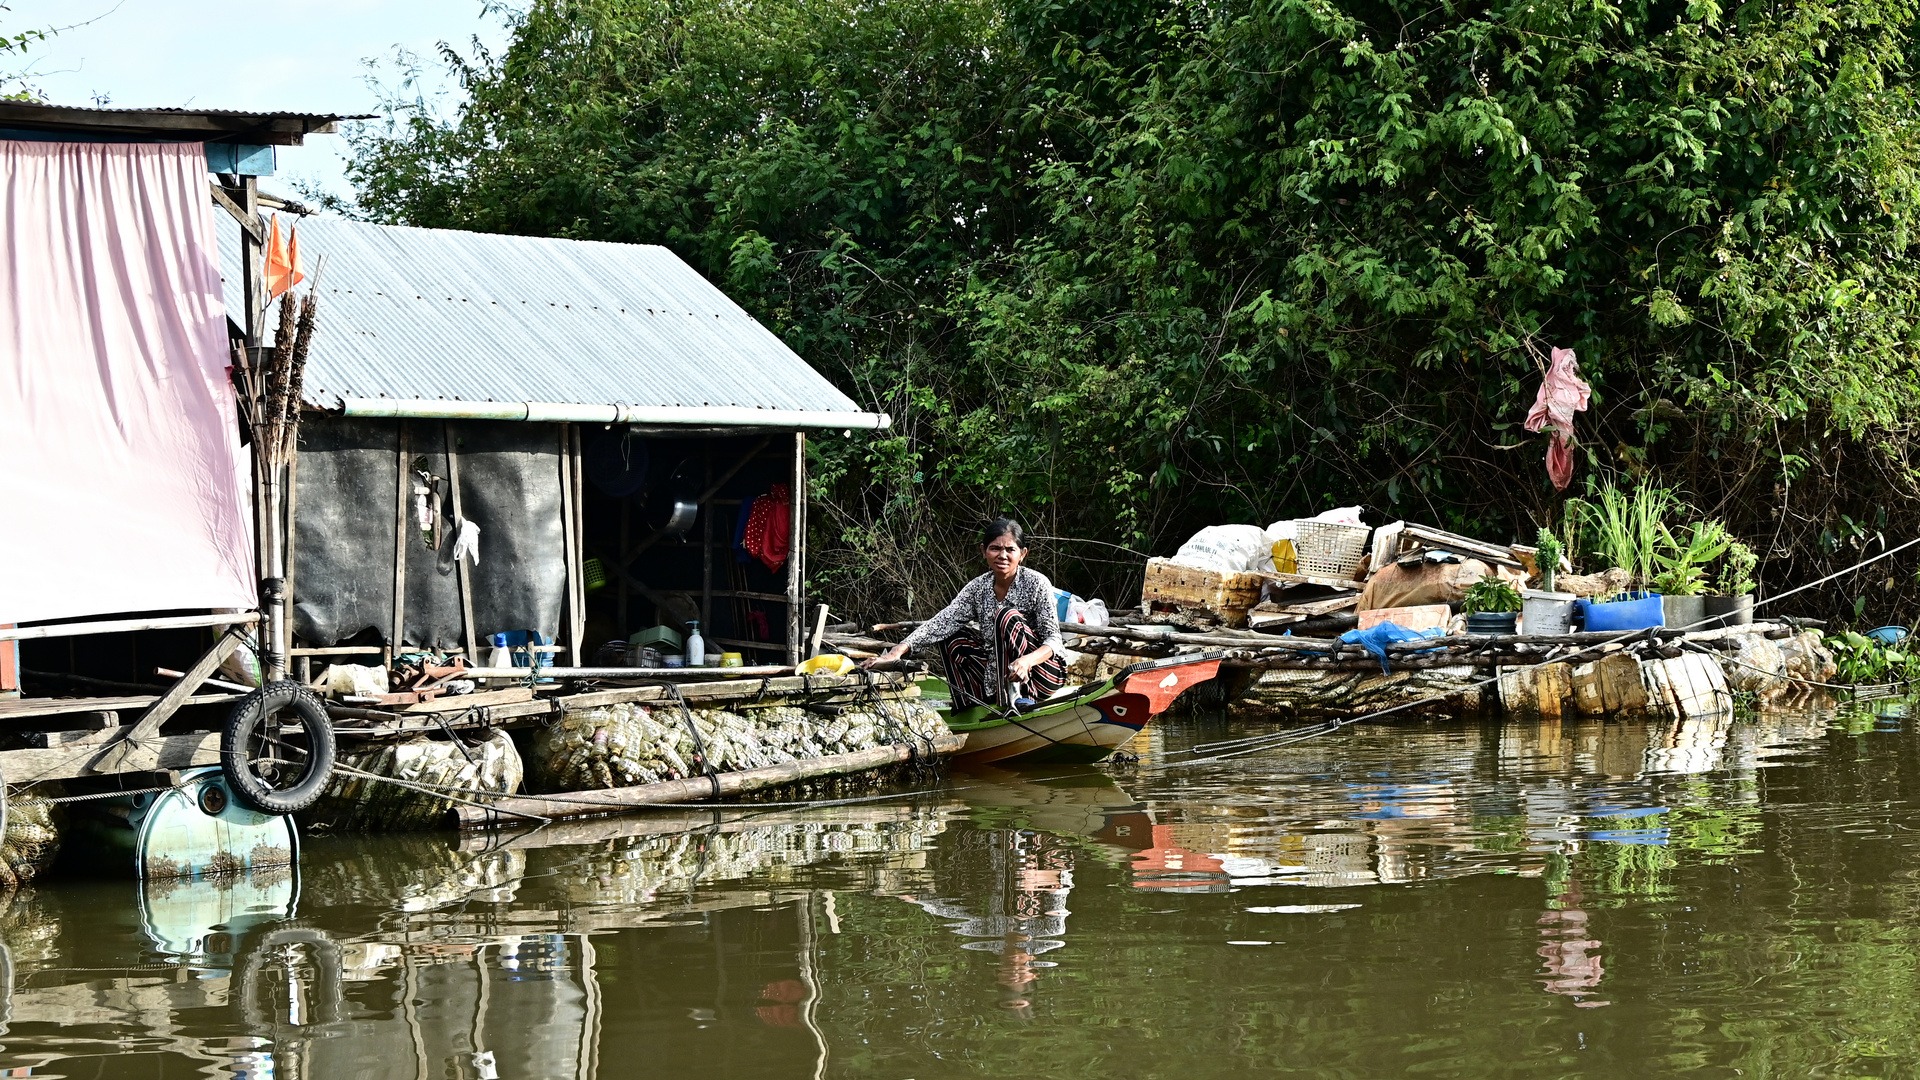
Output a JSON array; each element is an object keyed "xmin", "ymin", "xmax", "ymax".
[
  {"xmin": 216, "ymin": 215, "xmax": 868, "ymax": 418},
  {"xmin": 0, "ymin": 101, "xmax": 360, "ymax": 145}
]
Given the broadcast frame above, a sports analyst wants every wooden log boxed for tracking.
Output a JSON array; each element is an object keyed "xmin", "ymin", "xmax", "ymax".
[
  {"xmin": 1497, "ymin": 662, "xmax": 1574, "ymax": 720},
  {"xmin": 1232, "ymin": 664, "xmax": 1486, "ymax": 720},
  {"xmin": 452, "ymin": 731, "xmax": 966, "ymax": 827}
]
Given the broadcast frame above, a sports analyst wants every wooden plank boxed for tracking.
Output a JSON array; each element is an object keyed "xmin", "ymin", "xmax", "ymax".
[
  {"xmin": 445, "ymin": 421, "xmax": 479, "ymax": 663},
  {"xmin": 209, "ymin": 183, "xmax": 264, "ymax": 243},
  {"xmin": 400, "ymin": 687, "xmax": 535, "ymax": 713},
  {"xmin": 0, "ymin": 729, "xmax": 228, "ymax": 784},
  {"xmin": 1252, "ymin": 569, "xmax": 1367, "ymax": 590},
  {"xmin": 453, "ymin": 732, "xmax": 966, "ymax": 828},
  {"xmin": 786, "ymin": 432, "xmax": 805, "ymax": 666},
  {"xmin": 1397, "ymin": 523, "xmax": 1526, "ymax": 568},
  {"xmin": 284, "ymin": 428, "xmax": 301, "ymax": 682},
  {"xmin": 392, "ymin": 420, "xmax": 410, "ymax": 651},
  {"xmin": 0, "ymin": 693, "xmax": 237, "ymax": 722},
  {"xmin": 92, "ymin": 632, "xmax": 244, "ymax": 773},
  {"xmin": 0, "ymin": 612, "xmax": 260, "ymax": 644},
  {"xmin": 1269, "ymin": 593, "xmax": 1361, "ymax": 617},
  {"xmin": 1246, "ymin": 611, "xmax": 1306, "ymax": 629}
]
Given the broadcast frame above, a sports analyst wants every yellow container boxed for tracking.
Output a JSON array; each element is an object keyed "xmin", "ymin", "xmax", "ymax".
[
  {"xmin": 796, "ymin": 654, "xmax": 855, "ymax": 676},
  {"xmin": 721, "ymin": 652, "xmax": 744, "ymax": 667}
]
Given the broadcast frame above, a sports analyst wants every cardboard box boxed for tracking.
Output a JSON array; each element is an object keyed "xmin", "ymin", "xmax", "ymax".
[{"xmin": 1355, "ymin": 604, "xmax": 1450, "ymax": 632}]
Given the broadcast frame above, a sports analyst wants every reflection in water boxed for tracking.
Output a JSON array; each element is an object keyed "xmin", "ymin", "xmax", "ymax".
[{"xmin": 4, "ymin": 701, "xmax": 1920, "ymax": 1077}]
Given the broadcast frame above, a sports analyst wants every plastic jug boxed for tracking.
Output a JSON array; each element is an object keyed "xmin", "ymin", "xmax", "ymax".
[
  {"xmin": 685, "ymin": 621, "xmax": 705, "ymax": 667},
  {"xmin": 485, "ymin": 633, "xmax": 513, "ymax": 670}
]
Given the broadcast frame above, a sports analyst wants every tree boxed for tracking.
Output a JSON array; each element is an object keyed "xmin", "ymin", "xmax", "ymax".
[{"xmin": 349, "ymin": 0, "xmax": 1920, "ymax": 621}]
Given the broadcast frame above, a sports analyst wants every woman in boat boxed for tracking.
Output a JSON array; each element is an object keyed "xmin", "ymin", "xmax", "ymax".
[{"xmin": 868, "ymin": 518, "xmax": 1069, "ymax": 707}]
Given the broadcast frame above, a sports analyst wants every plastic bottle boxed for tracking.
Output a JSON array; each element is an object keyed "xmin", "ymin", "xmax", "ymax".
[
  {"xmin": 485, "ymin": 633, "xmax": 513, "ymax": 670},
  {"xmin": 685, "ymin": 621, "xmax": 705, "ymax": 667}
]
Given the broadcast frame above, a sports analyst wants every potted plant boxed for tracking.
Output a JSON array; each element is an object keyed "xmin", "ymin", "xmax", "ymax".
[
  {"xmin": 1704, "ymin": 539, "xmax": 1757, "ymax": 628},
  {"xmin": 1532, "ymin": 527, "xmax": 1563, "ymax": 593},
  {"xmin": 1521, "ymin": 528, "xmax": 1575, "ymax": 634},
  {"xmin": 1653, "ymin": 521, "xmax": 1728, "ymax": 632},
  {"xmin": 1462, "ymin": 575, "xmax": 1524, "ymax": 635}
]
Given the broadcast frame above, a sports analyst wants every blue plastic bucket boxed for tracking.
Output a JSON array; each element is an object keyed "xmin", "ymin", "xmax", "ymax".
[{"xmin": 1577, "ymin": 593, "xmax": 1666, "ymax": 633}]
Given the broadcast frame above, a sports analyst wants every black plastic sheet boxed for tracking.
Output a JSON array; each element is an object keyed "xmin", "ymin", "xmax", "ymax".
[{"xmin": 292, "ymin": 416, "xmax": 566, "ymax": 649}]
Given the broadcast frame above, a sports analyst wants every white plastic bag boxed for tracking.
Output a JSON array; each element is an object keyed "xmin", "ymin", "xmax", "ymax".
[
  {"xmin": 1065, "ymin": 595, "xmax": 1111, "ymax": 627},
  {"xmin": 1173, "ymin": 525, "xmax": 1272, "ymax": 573},
  {"xmin": 320, "ymin": 663, "xmax": 389, "ymax": 699},
  {"xmin": 1313, "ymin": 506, "xmax": 1367, "ymax": 527}
]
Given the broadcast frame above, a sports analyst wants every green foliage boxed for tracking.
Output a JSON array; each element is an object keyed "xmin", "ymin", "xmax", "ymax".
[
  {"xmin": 1718, "ymin": 539, "xmax": 1759, "ymax": 596},
  {"xmin": 1825, "ymin": 630, "xmax": 1916, "ymax": 684},
  {"xmin": 1654, "ymin": 520, "xmax": 1730, "ymax": 596},
  {"xmin": 1569, "ymin": 480, "xmax": 1681, "ymax": 588},
  {"xmin": 0, "ymin": 6, "xmax": 54, "ymax": 101},
  {"xmin": 1532, "ymin": 526, "xmax": 1562, "ymax": 591},
  {"xmin": 1461, "ymin": 575, "xmax": 1524, "ymax": 614},
  {"xmin": 345, "ymin": 0, "xmax": 1920, "ymax": 621}
]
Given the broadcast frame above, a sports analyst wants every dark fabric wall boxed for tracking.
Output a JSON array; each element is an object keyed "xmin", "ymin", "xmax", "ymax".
[{"xmin": 291, "ymin": 417, "xmax": 566, "ymax": 649}]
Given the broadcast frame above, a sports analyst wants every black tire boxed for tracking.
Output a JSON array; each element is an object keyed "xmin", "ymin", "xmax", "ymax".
[{"xmin": 221, "ymin": 681, "xmax": 335, "ymax": 815}]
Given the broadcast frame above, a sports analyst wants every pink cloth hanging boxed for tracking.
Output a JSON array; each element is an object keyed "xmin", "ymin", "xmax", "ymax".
[
  {"xmin": 0, "ymin": 140, "xmax": 255, "ymax": 622},
  {"xmin": 1524, "ymin": 347, "xmax": 1592, "ymax": 491}
]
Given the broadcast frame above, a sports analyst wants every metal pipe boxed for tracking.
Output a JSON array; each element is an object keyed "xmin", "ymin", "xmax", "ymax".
[{"xmin": 337, "ymin": 398, "xmax": 891, "ymax": 430}]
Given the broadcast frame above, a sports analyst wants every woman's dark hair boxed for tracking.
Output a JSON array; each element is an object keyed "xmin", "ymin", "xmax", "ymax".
[{"xmin": 982, "ymin": 517, "xmax": 1026, "ymax": 548}]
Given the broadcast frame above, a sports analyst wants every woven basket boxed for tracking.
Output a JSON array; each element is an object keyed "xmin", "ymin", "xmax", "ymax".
[{"xmin": 1292, "ymin": 519, "xmax": 1370, "ymax": 579}]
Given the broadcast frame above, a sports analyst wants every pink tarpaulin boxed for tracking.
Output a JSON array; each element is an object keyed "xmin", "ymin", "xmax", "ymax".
[{"xmin": 0, "ymin": 139, "xmax": 254, "ymax": 623}]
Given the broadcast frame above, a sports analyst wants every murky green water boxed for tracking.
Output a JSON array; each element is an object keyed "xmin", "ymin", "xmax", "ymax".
[{"xmin": 6, "ymin": 703, "xmax": 1920, "ymax": 1078}]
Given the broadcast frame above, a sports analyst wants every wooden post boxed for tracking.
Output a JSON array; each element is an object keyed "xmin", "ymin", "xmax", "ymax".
[
  {"xmin": 701, "ymin": 442, "xmax": 714, "ymax": 635},
  {"xmin": 391, "ymin": 421, "xmax": 410, "ymax": 661},
  {"xmin": 785, "ymin": 432, "xmax": 806, "ymax": 665},
  {"xmin": 557, "ymin": 424, "xmax": 583, "ymax": 667},
  {"xmin": 285, "ymin": 428, "xmax": 302, "ymax": 683},
  {"xmin": 568, "ymin": 422, "xmax": 583, "ymax": 661},
  {"xmin": 445, "ymin": 421, "xmax": 479, "ymax": 664}
]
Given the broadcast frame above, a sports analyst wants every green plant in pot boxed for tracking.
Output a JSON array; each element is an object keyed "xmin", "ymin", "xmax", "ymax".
[
  {"xmin": 1462, "ymin": 576, "xmax": 1524, "ymax": 635},
  {"xmin": 1654, "ymin": 521, "xmax": 1728, "ymax": 631},
  {"xmin": 1705, "ymin": 539, "xmax": 1758, "ymax": 628},
  {"xmin": 1533, "ymin": 527, "xmax": 1563, "ymax": 593},
  {"xmin": 1567, "ymin": 480, "xmax": 1679, "ymax": 592}
]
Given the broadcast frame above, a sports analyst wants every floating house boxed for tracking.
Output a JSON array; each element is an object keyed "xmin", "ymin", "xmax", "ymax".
[{"xmin": 214, "ymin": 215, "xmax": 889, "ymax": 673}]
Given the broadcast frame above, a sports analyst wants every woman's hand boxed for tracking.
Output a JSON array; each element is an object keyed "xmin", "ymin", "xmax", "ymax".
[
  {"xmin": 863, "ymin": 644, "xmax": 909, "ymax": 669},
  {"xmin": 1006, "ymin": 647, "xmax": 1050, "ymax": 682}
]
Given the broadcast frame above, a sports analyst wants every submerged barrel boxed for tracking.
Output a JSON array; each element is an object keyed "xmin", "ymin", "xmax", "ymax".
[{"xmin": 71, "ymin": 766, "xmax": 299, "ymax": 880}]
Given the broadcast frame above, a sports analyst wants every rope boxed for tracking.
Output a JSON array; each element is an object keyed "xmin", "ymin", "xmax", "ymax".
[
  {"xmin": 13, "ymin": 784, "xmax": 181, "ymax": 807},
  {"xmin": 329, "ymin": 761, "xmax": 550, "ymax": 823},
  {"xmin": 1158, "ymin": 537, "xmax": 1920, "ymax": 768},
  {"xmin": 1691, "ymin": 641, "xmax": 1902, "ymax": 694}
]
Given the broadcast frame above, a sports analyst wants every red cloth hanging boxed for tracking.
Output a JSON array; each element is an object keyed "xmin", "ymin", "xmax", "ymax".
[
  {"xmin": 743, "ymin": 483, "xmax": 792, "ymax": 573},
  {"xmin": 1524, "ymin": 346, "xmax": 1592, "ymax": 491}
]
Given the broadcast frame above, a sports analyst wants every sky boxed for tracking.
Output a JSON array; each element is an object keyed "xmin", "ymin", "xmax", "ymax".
[{"xmin": 8, "ymin": 0, "xmax": 512, "ymax": 208}]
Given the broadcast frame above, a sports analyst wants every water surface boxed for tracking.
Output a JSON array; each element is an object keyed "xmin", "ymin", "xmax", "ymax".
[{"xmin": 4, "ymin": 703, "xmax": 1918, "ymax": 1078}]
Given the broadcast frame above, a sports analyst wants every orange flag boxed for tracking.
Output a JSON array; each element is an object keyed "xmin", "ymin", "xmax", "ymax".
[{"xmin": 263, "ymin": 213, "xmax": 304, "ymax": 300}]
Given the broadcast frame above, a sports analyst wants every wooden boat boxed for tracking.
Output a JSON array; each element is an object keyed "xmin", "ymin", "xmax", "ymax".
[{"xmin": 930, "ymin": 652, "xmax": 1227, "ymax": 765}]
